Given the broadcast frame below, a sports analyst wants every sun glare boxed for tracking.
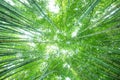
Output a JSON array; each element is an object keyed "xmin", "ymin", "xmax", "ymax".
[
  {"xmin": 47, "ymin": 0, "xmax": 60, "ymax": 13},
  {"xmin": 5, "ymin": 0, "xmax": 15, "ymax": 6}
]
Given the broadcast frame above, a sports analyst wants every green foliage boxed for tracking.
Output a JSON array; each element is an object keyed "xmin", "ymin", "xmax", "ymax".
[{"xmin": 0, "ymin": 0, "xmax": 120, "ymax": 80}]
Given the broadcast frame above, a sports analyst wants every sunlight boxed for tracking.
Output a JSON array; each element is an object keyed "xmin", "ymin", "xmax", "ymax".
[
  {"xmin": 66, "ymin": 41, "xmax": 71, "ymax": 44},
  {"xmin": 27, "ymin": 42, "xmax": 36, "ymax": 48},
  {"xmin": 4, "ymin": 63, "xmax": 15, "ymax": 69},
  {"xmin": 5, "ymin": 0, "xmax": 15, "ymax": 6},
  {"xmin": 18, "ymin": 35, "xmax": 32, "ymax": 40},
  {"xmin": 38, "ymin": 15, "xmax": 43, "ymax": 19},
  {"xmin": 7, "ymin": 65, "xmax": 15, "ymax": 69},
  {"xmin": 53, "ymin": 35, "xmax": 59, "ymax": 40},
  {"xmin": 71, "ymin": 28, "xmax": 79, "ymax": 38},
  {"xmin": 40, "ymin": 62, "xmax": 48, "ymax": 72},
  {"xmin": 18, "ymin": 29, "xmax": 33, "ymax": 41},
  {"xmin": 18, "ymin": 29, "xmax": 33, "ymax": 36},
  {"xmin": 71, "ymin": 30, "xmax": 78, "ymax": 38},
  {"xmin": 65, "ymin": 77, "xmax": 71, "ymax": 80},
  {"xmin": 104, "ymin": 8, "xmax": 119, "ymax": 19},
  {"xmin": 16, "ymin": 53, "xmax": 22, "ymax": 58},
  {"xmin": 47, "ymin": 0, "xmax": 60, "ymax": 13},
  {"xmin": 45, "ymin": 44, "xmax": 61, "ymax": 59},
  {"xmin": 71, "ymin": 22, "xmax": 82, "ymax": 38},
  {"xmin": 46, "ymin": 44, "xmax": 59, "ymax": 53},
  {"xmin": 63, "ymin": 63, "xmax": 70, "ymax": 69},
  {"xmin": 61, "ymin": 49, "xmax": 74, "ymax": 58},
  {"xmin": 56, "ymin": 76, "xmax": 62, "ymax": 80}
]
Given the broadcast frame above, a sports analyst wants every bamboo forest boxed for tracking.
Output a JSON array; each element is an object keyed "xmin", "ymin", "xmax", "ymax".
[{"xmin": 0, "ymin": 0, "xmax": 120, "ymax": 80}]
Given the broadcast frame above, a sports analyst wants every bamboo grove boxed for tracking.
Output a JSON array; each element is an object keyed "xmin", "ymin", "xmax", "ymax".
[{"xmin": 0, "ymin": 0, "xmax": 120, "ymax": 80}]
